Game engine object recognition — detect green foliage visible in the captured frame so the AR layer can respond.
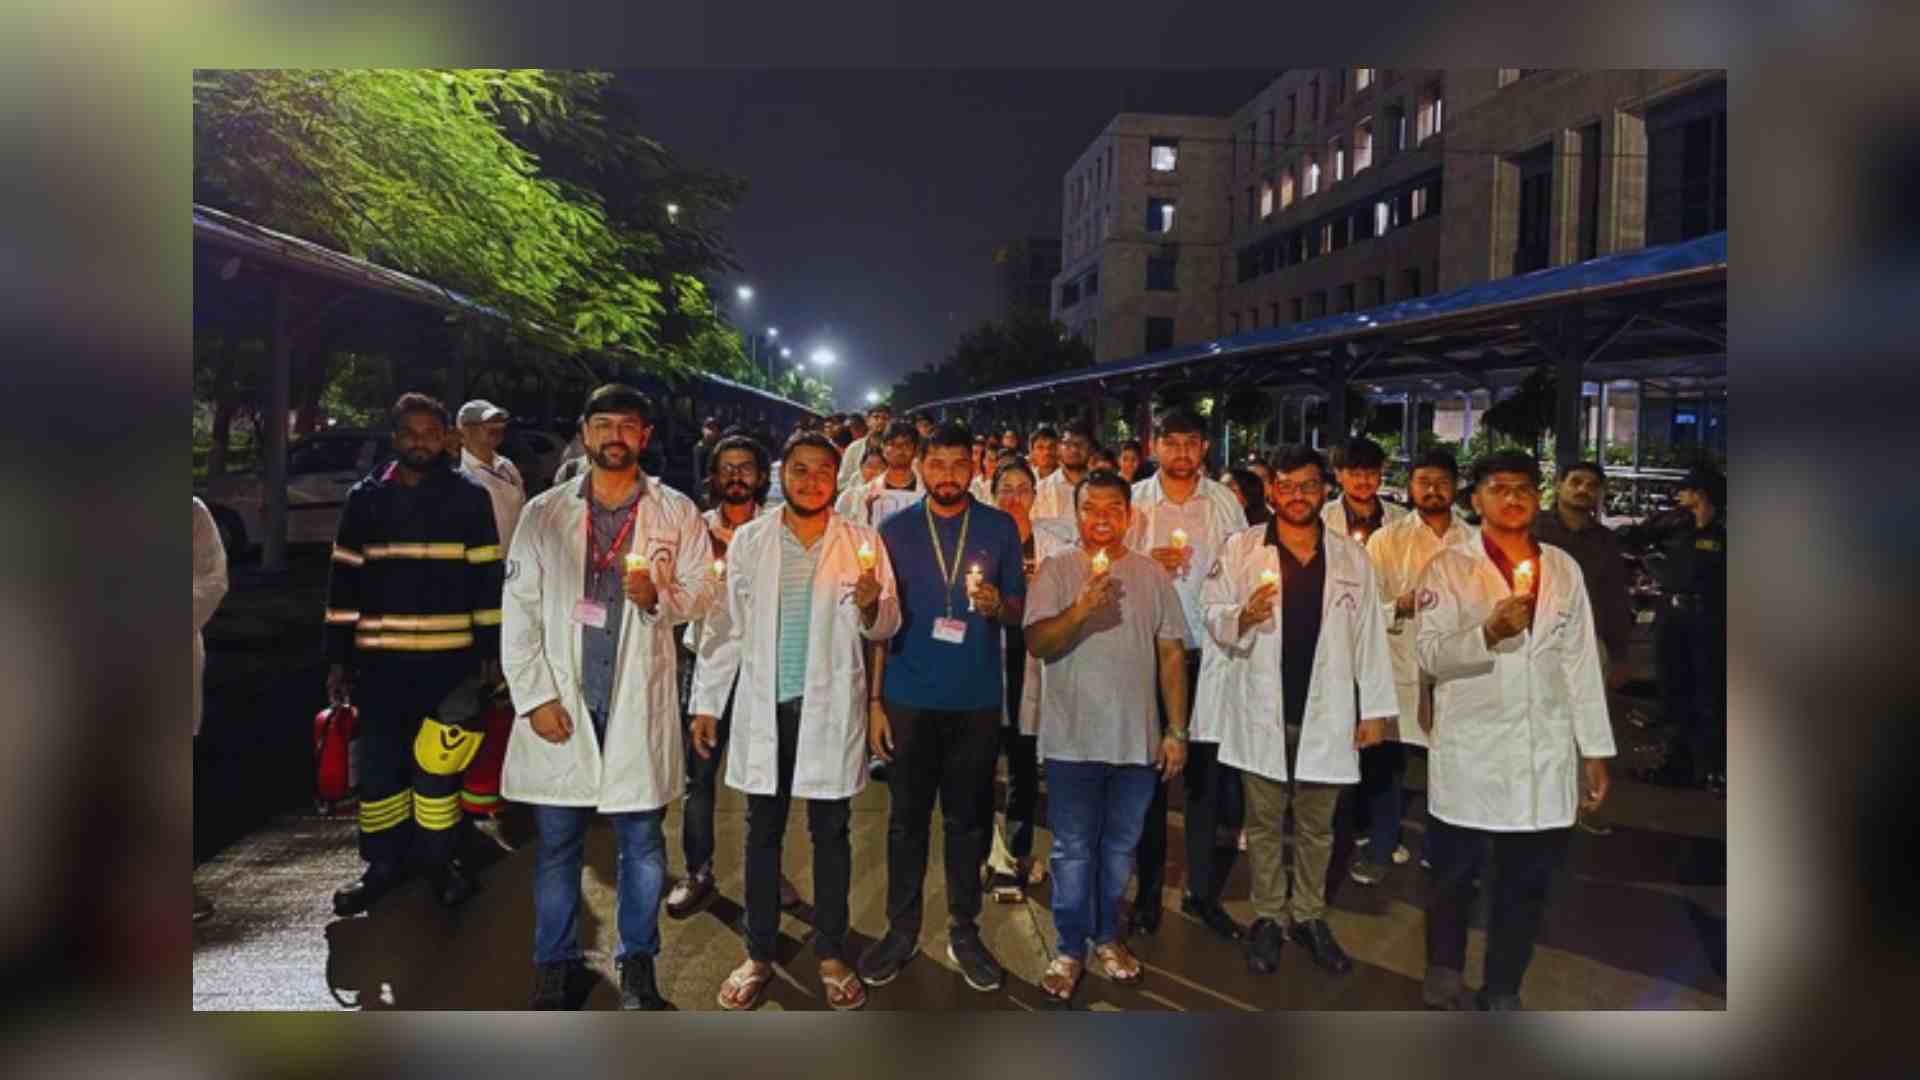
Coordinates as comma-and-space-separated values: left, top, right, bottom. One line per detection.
194, 69, 670, 365
1482, 368, 1556, 445
890, 314, 1093, 408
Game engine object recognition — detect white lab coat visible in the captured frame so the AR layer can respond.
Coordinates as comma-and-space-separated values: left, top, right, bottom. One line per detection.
500, 474, 714, 813
681, 504, 773, 653
1030, 468, 1079, 521
836, 434, 872, 489
1194, 525, 1399, 784
689, 512, 902, 799
1011, 519, 1078, 736
833, 471, 924, 528
1322, 497, 1409, 541
1415, 542, 1616, 832
1363, 509, 1477, 746
192, 497, 228, 737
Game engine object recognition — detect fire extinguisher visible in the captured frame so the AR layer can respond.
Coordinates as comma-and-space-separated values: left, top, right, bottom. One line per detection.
314, 698, 360, 814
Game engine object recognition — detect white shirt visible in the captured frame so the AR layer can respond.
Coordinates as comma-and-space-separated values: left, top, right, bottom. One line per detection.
834, 470, 925, 528
1125, 472, 1249, 649
1364, 508, 1477, 746
460, 447, 527, 551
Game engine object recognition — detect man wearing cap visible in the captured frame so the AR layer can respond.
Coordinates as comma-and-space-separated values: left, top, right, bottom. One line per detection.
458, 400, 527, 553
1621, 465, 1727, 794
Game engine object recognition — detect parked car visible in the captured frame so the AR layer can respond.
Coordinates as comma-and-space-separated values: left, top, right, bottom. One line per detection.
199, 429, 388, 559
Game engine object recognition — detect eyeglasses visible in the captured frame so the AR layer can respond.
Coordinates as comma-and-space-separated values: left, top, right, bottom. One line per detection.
1270, 480, 1325, 496
1482, 483, 1539, 502
715, 463, 759, 477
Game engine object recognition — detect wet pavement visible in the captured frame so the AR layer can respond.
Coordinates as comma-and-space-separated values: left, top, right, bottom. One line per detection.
193, 683, 1726, 1011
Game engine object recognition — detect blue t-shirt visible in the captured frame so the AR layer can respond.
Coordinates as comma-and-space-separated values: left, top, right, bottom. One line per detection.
878, 496, 1028, 711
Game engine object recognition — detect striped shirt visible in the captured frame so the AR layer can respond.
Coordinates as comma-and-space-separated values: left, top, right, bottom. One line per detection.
776, 523, 825, 703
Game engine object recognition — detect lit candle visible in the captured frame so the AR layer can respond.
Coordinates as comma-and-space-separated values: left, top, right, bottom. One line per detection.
711, 558, 726, 579
857, 541, 876, 571
1513, 559, 1535, 596
1352, 530, 1366, 544
1260, 568, 1280, 588
1170, 527, 1189, 550
624, 552, 648, 575
1091, 549, 1110, 576
966, 563, 984, 612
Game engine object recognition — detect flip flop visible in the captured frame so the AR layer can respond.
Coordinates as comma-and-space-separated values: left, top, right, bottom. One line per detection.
1094, 941, 1143, 985
821, 966, 867, 1011
717, 960, 772, 1011
1041, 954, 1083, 1006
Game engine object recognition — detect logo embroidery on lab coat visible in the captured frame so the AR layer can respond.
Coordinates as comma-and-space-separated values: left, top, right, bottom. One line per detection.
1417, 588, 1438, 611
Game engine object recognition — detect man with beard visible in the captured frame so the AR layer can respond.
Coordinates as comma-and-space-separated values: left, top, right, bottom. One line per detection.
837, 403, 892, 489
1352, 449, 1477, 885
1032, 419, 1095, 521
1024, 470, 1189, 1004
664, 434, 798, 918
1122, 408, 1249, 940
1197, 445, 1398, 977
1415, 451, 1614, 1009
856, 422, 1028, 993
1324, 437, 1406, 544
325, 393, 504, 916
502, 384, 714, 1010
691, 434, 901, 1011
1532, 462, 1634, 827
835, 419, 925, 528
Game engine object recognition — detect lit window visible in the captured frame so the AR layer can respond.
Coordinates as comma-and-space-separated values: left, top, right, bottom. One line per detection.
1356, 67, 1375, 91
1412, 186, 1429, 220
1280, 168, 1296, 209
1150, 138, 1179, 172
1417, 87, 1444, 142
1260, 180, 1275, 218
1392, 105, 1408, 150
1354, 119, 1374, 172
1375, 200, 1390, 236
1332, 139, 1345, 183
1147, 197, 1176, 233
1306, 155, 1321, 196
1319, 222, 1333, 251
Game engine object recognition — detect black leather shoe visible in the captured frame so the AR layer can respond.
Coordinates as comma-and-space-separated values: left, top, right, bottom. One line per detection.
1181, 894, 1244, 941
666, 867, 715, 919
332, 861, 405, 917
1288, 919, 1353, 974
1245, 918, 1284, 974
531, 959, 593, 1010
1126, 899, 1162, 937
619, 954, 670, 1010
433, 860, 478, 908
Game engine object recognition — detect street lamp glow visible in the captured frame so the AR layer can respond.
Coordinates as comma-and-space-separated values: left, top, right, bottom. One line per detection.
736, 285, 754, 302
780, 347, 792, 359
665, 202, 679, 218
866, 390, 882, 405
766, 327, 779, 339
810, 348, 836, 367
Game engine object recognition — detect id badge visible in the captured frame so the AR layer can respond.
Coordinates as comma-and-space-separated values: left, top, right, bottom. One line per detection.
931, 617, 968, 645
572, 598, 608, 628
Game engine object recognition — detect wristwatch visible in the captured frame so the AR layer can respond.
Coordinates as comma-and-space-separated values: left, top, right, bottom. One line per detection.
1167, 726, 1190, 742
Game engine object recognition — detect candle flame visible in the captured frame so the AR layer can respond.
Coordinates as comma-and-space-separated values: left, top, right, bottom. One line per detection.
1260, 568, 1280, 587
624, 552, 647, 572
1091, 549, 1110, 574
857, 541, 877, 569
1352, 530, 1365, 544
712, 559, 726, 578
1170, 528, 1188, 549
1514, 559, 1535, 594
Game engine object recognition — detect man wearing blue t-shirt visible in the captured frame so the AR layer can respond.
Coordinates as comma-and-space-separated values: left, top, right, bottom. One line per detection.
857, 421, 1028, 994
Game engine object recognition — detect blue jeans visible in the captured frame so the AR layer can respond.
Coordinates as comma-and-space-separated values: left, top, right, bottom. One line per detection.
532, 803, 667, 965
1045, 759, 1158, 960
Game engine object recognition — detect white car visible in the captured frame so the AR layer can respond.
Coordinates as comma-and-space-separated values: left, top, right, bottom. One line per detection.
200, 430, 387, 558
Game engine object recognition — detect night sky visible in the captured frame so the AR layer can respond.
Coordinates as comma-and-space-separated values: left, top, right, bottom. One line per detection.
616, 69, 1277, 410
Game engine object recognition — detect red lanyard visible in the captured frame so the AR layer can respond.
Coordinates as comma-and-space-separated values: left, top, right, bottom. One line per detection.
587, 497, 642, 576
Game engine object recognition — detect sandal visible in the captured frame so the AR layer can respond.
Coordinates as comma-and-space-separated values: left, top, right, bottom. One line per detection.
1041, 954, 1083, 1005
821, 963, 867, 1011
1093, 941, 1143, 984
717, 959, 772, 1011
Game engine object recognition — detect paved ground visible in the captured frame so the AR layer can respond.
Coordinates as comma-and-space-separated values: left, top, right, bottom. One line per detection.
193, 680, 1725, 1011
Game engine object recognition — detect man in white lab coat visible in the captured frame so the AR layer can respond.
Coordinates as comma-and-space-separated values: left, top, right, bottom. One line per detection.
690, 433, 901, 1011
1030, 419, 1095, 522
192, 497, 229, 923
834, 419, 924, 528
1322, 436, 1408, 543
1414, 450, 1615, 1010
836, 403, 892, 490
1196, 445, 1398, 976
1122, 408, 1249, 939
1350, 448, 1476, 885
500, 385, 714, 1011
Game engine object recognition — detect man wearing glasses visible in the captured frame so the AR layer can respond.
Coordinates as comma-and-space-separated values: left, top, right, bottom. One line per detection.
1414, 450, 1615, 1010
1122, 408, 1249, 940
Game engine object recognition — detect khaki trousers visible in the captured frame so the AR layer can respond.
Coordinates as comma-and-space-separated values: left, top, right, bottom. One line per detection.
1242, 725, 1345, 925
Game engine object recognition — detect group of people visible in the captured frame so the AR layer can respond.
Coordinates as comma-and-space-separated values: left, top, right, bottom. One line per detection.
208, 382, 1725, 1012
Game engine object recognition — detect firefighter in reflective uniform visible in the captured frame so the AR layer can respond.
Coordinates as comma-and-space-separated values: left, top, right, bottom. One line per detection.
324, 393, 506, 915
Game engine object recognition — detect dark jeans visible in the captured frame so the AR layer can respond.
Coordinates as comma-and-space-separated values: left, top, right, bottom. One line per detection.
1137, 650, 1241, 906
1424, 814, 1571, 997
1353, 741, 1408, 858
1001, 642, 1039, 860
681, 677, 736, 875
1658, 606, 1727, 781
1047, 759, 1158, 959
532, 804, 666, 965
884, 703, 1001, 937
744, 700, 851, 963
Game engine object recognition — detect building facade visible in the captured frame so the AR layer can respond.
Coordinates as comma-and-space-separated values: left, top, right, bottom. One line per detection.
993, 234, 1062, 324
1050, 113, 1231, 363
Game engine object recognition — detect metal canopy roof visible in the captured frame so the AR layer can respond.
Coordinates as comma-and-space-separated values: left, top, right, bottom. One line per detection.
921, 231, 1726, 410
193, 203, 818, 416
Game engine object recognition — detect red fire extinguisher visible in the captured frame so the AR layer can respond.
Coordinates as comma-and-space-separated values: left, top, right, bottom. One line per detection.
314, 699, 360, 813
